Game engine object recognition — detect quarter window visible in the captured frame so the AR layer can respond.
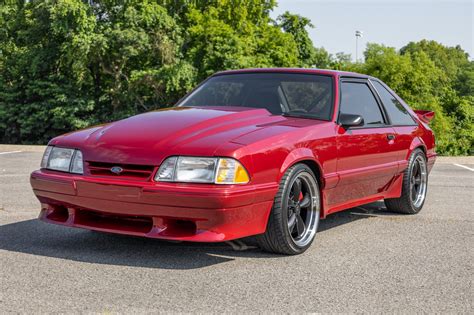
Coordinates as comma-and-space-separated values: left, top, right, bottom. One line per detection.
371, 80, 416, 125
339, 82, 384, 126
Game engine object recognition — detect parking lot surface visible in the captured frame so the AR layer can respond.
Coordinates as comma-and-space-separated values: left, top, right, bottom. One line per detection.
1, 147, 473, 313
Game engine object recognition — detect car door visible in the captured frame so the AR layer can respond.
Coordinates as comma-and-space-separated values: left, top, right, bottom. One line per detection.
329, 78, 399, 206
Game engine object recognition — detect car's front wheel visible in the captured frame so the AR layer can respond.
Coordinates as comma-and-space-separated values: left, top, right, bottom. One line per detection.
257, 164, 320, 255
385, 148, 428, 214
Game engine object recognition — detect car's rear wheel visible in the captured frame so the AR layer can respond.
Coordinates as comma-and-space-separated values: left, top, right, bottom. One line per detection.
257, 164, 320, 255
385, 148, 428, 214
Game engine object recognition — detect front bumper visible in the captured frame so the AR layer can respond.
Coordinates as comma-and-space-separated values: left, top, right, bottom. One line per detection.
30, 170, 277, 242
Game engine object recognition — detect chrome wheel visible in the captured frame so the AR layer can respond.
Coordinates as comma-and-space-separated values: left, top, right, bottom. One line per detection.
286, 171, 319, 247
410, 155, 427, 208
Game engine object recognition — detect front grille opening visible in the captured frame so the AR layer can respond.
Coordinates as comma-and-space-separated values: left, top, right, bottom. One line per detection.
46, 205, 69, 223
75, 209, 153, 234
87, 161, 155, 180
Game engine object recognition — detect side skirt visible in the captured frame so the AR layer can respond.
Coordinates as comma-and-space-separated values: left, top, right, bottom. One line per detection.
320, 174, 403, 218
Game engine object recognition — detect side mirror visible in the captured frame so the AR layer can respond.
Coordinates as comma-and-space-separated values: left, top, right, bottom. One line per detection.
339, 113, 364, 128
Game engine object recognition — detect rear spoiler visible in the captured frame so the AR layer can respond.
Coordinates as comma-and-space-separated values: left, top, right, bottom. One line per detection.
414, 110, 435, 123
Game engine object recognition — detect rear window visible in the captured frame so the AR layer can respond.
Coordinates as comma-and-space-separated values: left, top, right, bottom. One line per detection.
178, 73, 334, 120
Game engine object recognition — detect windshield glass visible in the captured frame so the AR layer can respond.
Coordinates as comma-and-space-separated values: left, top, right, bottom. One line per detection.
177, 73, 334, 120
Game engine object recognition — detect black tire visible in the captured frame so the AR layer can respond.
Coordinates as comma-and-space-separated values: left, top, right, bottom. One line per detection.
385, 148, 428, 214
257, 163, 320, 255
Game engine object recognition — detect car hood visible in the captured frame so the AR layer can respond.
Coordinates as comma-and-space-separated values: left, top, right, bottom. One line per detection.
50, 106, 323, 165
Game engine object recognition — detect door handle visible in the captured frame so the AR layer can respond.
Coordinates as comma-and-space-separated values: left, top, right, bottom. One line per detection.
387, 134, 396, 141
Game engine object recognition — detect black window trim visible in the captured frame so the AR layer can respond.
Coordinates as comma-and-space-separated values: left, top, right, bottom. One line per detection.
368, 79, 418, 127
337, 77, 390, 129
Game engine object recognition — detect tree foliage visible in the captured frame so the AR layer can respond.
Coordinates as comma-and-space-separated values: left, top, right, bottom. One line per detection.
0, 0, 304, 144
0, 1, 472, 155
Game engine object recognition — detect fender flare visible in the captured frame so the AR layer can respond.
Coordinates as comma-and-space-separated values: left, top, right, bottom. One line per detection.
278, 148, 323, 183
278, 148, 330, 218
407, 137, 427, 160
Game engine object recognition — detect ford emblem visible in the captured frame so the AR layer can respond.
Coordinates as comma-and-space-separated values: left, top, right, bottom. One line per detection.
110, 166, 123, 174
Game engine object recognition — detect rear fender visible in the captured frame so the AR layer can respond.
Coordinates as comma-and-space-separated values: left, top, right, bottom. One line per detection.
407, 137, 427, 160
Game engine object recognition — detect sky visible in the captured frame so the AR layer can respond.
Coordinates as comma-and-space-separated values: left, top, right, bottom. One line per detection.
271, 0, 473, 61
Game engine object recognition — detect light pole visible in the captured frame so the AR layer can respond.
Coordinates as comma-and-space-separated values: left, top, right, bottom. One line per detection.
355, 30, 363, 63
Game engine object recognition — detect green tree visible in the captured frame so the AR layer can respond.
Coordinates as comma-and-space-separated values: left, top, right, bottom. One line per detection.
312, 47, 332, 68
0, 0, 195, 143
0, 2, 471, 155
0, 0, 96, 143
277, 11, 317, 67
0, 0, 307, 143
355, 43, 473, 155
455, 61, 474, 97
401, 40, 469, 81
184, 2, 300, 80
330, 52, 352, 70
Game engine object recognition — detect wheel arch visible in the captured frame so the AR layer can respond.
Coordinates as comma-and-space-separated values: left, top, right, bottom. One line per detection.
299, 160, 322, 186
408, 137, 427, 160
278, 148, 324, 188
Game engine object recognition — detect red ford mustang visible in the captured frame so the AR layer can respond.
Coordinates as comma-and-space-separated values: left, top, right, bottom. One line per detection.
30, 68, 436, 255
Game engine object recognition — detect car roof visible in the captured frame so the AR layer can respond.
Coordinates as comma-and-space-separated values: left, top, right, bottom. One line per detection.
213, 68, 371, 79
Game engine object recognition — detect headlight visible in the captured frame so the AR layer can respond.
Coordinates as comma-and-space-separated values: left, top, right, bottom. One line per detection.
41, 146, 84, 174
70, 150, 84, 174
40, 146, 53, 168
175, 157, 217, 183
155, 156, 249, 184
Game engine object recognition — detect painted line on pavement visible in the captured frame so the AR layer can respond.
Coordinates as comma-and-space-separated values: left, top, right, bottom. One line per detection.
0, 151, 22, 155
453, 163, 474, 172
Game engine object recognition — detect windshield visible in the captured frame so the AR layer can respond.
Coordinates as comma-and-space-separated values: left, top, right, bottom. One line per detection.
177, 73, 334, 120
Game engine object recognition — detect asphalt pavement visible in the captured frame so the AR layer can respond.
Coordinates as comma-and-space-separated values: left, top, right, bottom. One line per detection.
0, 146, 473, 313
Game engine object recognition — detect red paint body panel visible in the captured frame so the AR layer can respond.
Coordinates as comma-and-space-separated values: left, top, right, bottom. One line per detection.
30, 68, 436, 241
31, 170, 277, 241
413, 110, 435, 123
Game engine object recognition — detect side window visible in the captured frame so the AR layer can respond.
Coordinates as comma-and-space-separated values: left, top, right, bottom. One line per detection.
371, 80, 416, 125
340, 82, 384, 126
